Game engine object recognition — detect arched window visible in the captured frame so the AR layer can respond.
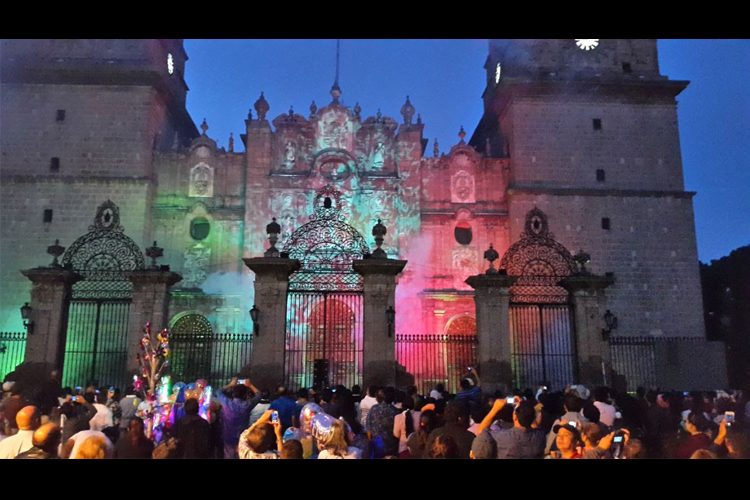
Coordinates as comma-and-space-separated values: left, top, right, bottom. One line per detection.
190, 217, 210, 241
454, 221, 472, 245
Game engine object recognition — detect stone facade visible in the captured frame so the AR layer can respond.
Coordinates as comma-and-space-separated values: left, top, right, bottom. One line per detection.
0, 39, 724, 388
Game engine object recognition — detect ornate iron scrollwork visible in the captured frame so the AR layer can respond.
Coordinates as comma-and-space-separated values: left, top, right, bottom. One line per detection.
283, 186, 368, 291
62, 200, 145, 299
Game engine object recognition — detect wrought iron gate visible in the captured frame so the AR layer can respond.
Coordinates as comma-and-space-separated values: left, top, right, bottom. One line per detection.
286, 291, 363, 390
63, 299, 130, 388
282, 186, 368, 390
396, 334, 477, 395
509, 304, 577, 390
61, 201, 143, 389
501, 208, 579, 391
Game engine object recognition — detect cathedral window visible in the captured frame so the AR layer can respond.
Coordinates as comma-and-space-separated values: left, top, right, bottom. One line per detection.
601, 217, 611, 230
596, 169, 605, 182
50, 157, 60, 172
454, 221, 473, 245
622, 62, 633, 73
190, 217, 210, 241
593, 118, 602, 131
43, 209, 53, 223
56, 109, 66, 122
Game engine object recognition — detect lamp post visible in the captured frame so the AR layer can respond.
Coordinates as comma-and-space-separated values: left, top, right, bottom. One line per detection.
386, 305, 395, 338
145, 241, 164, 269
250, 305, 260, 336
573, 249, 592, 275
20, 302, 33, 335
601, 309, 618, 341
372, 219, 387, 259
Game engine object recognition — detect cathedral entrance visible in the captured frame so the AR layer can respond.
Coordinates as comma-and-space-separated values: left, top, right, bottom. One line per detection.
60, 201, 143, 389
170, 313, 214, 383
283, 186, 367, 390
501, 208, 579, 390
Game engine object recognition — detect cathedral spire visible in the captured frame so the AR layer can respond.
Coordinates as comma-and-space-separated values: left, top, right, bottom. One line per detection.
330, 39, 342, 104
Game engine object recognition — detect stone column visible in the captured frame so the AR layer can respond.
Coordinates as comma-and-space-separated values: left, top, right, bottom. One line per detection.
123, 269, 182, 375
465, 273, 517, 394
20, 266, 83, 370
353, 258, 407, 387
560, 274, 615, 387
243, 257, 300, 390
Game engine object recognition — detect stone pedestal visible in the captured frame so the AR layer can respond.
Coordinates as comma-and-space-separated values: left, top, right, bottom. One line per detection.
20, 266, 83, 370
124, 269, 182, 375
465, 273, 517, 394
560, 273, 615, 386
243, 257, 300, 390
353, 258, 407, 387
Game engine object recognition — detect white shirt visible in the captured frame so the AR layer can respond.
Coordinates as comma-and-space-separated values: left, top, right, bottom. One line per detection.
593, 401, 618, 427
89, 403, 114, 431
358, 395, 378, 428
318, 446, 362, 459
0, 429, 35, 458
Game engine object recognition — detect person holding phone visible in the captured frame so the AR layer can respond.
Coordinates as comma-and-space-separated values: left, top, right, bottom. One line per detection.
471, 398, 546, 459
218, 377, 262, 459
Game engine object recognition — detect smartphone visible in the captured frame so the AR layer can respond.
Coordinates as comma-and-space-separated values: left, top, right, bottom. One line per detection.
271, 411, 279, 424
568, 421, 578, 429
238, 379, 247, 385
506, 397, 515, 404
725, 411, 735, 426
613, 435, 624, 443
683, 391, 689, 397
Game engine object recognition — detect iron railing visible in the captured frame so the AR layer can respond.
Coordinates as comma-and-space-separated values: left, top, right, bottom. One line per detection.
0, 332, 27, 380
395, 334, 478, 395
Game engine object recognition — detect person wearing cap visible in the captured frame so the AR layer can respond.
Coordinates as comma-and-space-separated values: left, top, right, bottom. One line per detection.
0, 405, 41, 458
544, 392, 587, 455
546, 421, 583, 459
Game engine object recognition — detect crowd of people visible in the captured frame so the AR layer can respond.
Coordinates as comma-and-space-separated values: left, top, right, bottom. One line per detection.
1, 367, 748, 459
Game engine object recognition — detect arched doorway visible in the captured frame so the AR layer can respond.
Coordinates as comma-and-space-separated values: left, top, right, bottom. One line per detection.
283, 186, 367, 390
500, 208, 578, 390
61, 200, 144, 389
169, 313, 214, 382
444, 314, 477, 393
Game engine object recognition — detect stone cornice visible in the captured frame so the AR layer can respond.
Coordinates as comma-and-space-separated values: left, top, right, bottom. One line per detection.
243, 257, 301, 278
123, 269, 183, 287
21, 266, 83, 285
353, 258, 407, 277
508, 184, 696, 199
465, 273, 518, 289
1, 175, 151, 185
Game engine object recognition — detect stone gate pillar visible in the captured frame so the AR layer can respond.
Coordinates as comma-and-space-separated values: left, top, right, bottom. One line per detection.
243, 257, 300, 390
124, 268, 182, 375
353, 258, 407, 387
20, 265, 82, 370
465, 273, 517, 394
560, 273, 615, 386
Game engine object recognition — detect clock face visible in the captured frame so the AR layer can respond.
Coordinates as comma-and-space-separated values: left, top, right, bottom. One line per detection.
167, 53, 174, 74
495, 62, 502, 84
575, 39, 600, 51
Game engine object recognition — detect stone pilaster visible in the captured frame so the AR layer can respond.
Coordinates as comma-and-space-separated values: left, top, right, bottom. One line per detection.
20, 266, 82, 369
560, 273, 615, 386
353, 258, 407, 387
243, 257, 300, 389
123, 269, 182, 375
465, 273, 517, 394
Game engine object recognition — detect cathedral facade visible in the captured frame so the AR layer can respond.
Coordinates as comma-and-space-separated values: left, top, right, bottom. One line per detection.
0, 39, 726, 391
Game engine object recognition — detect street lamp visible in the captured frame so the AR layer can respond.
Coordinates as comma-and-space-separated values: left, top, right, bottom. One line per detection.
20, 302, 33, 335
601, 309, 618, 341
386, 306, 395, 338
250, 305, 260, 337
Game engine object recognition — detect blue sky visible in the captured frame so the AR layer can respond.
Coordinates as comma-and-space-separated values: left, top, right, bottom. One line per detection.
183, 39, 749, 263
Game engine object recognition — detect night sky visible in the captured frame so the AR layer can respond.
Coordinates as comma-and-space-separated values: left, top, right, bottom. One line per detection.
183, 39, 749, 264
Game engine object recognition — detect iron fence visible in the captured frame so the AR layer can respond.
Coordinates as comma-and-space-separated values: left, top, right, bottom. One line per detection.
169, 332, 254, 388
395, 334, 477, 395
0, 332, 27, 380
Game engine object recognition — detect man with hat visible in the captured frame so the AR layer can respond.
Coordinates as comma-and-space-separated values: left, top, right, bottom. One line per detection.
547, 421, 583, 459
